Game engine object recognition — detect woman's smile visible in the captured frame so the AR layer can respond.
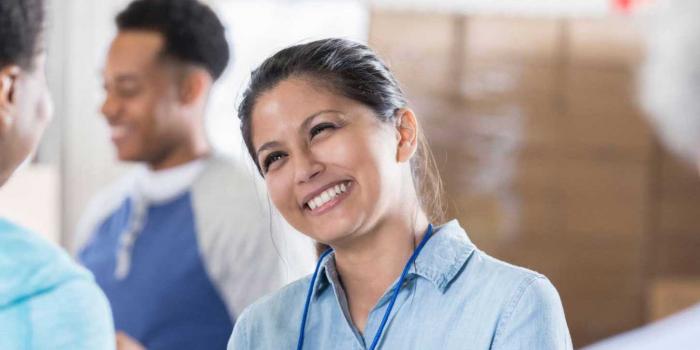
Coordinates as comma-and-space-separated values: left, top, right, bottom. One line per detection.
302, 180, 354, 215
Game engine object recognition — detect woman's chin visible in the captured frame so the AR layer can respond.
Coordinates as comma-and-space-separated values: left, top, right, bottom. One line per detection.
309, 229, 349, 247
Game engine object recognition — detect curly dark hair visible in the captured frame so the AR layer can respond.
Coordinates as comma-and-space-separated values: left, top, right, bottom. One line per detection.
0, 0, 45, 70
116, 0, 229, 80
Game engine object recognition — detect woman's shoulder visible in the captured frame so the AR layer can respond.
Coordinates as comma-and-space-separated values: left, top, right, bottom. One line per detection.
454, 248, 571, 348
475, 252, 572, 348
236, 275, 313, 327
230, 275, 312, 348
434, 220, 563, 313
464, 247, 561, 303
436, 220, 556, 298
462, 248, 570, 339
473, 248, 547, 283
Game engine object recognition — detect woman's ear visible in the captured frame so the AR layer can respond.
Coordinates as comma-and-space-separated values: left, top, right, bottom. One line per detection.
395, 108, 419, 163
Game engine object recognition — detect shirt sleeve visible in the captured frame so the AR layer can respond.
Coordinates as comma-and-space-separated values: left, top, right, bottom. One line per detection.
31, 278, 116, 350
227, 308, 251, 350
492, 276, 573, 350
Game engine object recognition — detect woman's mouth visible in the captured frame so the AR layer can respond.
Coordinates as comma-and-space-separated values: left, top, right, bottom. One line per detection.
304, 180, 353, 214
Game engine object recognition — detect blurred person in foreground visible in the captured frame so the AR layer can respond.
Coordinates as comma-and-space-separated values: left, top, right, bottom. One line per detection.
75, 0, 314, 349
585, 0, 700, 348
0, 0, 115, 349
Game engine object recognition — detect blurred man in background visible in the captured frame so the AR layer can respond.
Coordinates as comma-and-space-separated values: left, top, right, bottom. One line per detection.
76, 0, 314, 349
585, 0, 700, 348
0, 0, 115, 349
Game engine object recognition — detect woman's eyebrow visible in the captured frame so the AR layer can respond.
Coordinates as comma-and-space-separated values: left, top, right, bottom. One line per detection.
300, 109, 343, 131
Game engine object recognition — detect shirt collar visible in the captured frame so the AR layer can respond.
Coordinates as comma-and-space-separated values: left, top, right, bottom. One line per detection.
132, 157, 208, 203
313, 252, 336, 298
410, 220, 475, 292
312, 220, 476, 297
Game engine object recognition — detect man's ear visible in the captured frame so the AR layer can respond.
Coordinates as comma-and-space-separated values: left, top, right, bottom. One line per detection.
178, 68, 212, 106
0, 65, 20, 134
395, 108, 419, 163
0, 65, 20, 106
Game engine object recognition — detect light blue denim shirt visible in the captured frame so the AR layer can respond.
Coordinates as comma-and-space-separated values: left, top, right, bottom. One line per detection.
228, 220, 572, 349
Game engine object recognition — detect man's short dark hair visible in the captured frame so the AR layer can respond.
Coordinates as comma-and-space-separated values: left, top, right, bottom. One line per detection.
0, 0, 45, 70
116, 0, 230, 81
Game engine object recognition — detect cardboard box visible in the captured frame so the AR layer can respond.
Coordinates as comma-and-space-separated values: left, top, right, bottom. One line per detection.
563, 68, 653, 159
465, 16, 562, 65
559, 157, 649, 236
369, 11, 457, 95
460, 62, 558, 102
652, 233, 700, 276
567, 17, 643, 69
649, 278, 700, 321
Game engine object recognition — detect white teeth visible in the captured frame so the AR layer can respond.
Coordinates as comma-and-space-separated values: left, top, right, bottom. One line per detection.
306, 181, 352, 210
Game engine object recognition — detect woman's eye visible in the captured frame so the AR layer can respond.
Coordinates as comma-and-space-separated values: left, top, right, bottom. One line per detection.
262, 152, 286, 173
310, 123, 336, 139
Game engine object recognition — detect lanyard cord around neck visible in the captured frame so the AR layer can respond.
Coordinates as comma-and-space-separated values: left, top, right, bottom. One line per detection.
296, 224, 434, 350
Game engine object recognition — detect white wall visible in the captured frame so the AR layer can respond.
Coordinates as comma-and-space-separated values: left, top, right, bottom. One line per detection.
0, 165, 59, 242
45, 0, 133, 247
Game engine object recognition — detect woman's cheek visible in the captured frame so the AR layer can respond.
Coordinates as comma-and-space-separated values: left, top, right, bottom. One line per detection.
267, 171, 295, 215
325, 133, 361, 166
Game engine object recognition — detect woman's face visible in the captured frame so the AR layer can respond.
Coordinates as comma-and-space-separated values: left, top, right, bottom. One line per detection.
251, 77, 404, 246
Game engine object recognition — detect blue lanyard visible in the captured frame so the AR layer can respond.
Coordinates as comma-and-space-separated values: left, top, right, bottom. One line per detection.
296, 224, 434, 350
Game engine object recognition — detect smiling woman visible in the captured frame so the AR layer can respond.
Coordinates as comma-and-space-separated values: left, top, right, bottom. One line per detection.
228, 38, 574, 350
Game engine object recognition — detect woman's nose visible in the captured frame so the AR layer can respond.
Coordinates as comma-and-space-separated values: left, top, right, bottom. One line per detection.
293, 150, 324, 184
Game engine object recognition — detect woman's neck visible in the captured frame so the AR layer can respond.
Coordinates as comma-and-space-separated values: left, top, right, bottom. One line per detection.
332, 210, 430, 333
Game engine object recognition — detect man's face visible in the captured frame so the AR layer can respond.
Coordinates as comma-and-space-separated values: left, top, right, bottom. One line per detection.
101, 31, 185, 164
0, 53, 53, 185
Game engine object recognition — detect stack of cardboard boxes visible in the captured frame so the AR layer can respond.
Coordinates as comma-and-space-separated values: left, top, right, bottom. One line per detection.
370, 11, 700, 346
